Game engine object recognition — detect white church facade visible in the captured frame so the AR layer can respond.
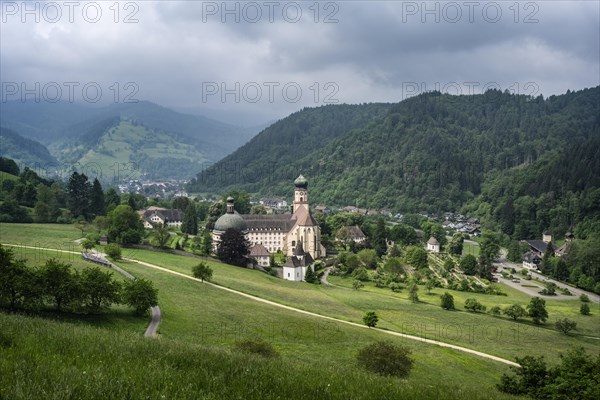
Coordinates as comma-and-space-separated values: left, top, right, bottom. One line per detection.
212, 175, 325, 281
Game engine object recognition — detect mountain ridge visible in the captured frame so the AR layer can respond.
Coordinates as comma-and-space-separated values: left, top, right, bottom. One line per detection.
188, 86, 600, 238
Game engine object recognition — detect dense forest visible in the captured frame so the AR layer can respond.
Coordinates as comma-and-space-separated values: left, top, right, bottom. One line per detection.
190, 87, 600, 240
187, 103, 393, 194
0, 127, 58, 166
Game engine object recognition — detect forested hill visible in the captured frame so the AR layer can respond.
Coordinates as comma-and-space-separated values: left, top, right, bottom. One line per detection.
0, 127, 58, 166
187, 103, 393, 193
189, 87, 599, 238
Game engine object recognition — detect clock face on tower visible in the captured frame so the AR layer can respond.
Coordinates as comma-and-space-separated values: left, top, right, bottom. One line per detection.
299, 191, 305, 196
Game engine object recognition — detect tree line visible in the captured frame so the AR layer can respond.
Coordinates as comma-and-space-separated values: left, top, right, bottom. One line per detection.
0, 245, 158, 316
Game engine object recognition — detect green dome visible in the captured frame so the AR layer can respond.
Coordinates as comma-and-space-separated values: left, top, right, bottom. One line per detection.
214, 213, 247, 232
294, 174, 308, 188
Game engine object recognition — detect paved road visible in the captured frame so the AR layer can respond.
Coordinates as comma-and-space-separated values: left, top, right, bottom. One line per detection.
495, 250, 600, 303
320, 267, 332, 285
87, 250, 162, 338
145, 306, 161, 337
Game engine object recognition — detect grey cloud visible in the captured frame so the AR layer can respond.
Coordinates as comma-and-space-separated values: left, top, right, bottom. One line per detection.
0, 0, 598, 123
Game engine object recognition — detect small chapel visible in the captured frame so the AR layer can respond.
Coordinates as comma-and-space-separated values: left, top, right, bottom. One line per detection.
212, 175, 325, 281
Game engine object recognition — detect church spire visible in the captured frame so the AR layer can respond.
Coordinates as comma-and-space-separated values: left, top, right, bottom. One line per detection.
293, 175, 309, 213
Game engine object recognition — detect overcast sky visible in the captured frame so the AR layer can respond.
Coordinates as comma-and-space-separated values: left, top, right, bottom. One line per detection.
1, 0, 599, 125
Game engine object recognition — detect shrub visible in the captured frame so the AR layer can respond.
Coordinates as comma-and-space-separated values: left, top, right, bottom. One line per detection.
352, 280, 364, 290
357, 341, 413, 378
464, 298, 486, 312
104, 243, 122, 260
579, 294, 590, 302
580, 302, 591, 315
408, 284, 419, 303
555, 318, 577, 335
440, 292, 455, 310
539, 282, 557, 296
498, 348, 599, 399
558, 287, 572, 296
234, 339, 279, 358
389, 282, 402, 292
489, 305, 502, 315
352, 267, 370, 282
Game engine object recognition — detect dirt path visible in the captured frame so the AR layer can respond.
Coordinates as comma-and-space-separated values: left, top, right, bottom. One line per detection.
320, 267, 348, 289
3, 243, 522, 367
125, 257, 519, 367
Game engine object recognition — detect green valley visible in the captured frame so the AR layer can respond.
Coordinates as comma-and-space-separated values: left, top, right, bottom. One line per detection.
52, 119, 208, 181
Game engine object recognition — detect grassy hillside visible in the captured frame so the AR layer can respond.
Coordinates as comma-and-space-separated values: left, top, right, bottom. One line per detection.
1, 100, 260, 165
0, 236, 522, 400
50, 119, 208, 181
1, 222, 597, 366
4, 223, 599, 398
0, 311, 522, 400
115, 249, 599, 364
0, 223, 83, 250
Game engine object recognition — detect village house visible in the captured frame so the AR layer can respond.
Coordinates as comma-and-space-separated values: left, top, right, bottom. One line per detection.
249, 243, 270, 268
522, 252, 542, 270
336, 225, 367, 243
139, 207, 184, 229
315, 205, 331, 214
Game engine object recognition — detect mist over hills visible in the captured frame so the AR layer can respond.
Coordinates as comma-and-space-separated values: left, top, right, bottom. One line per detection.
0, 100, 264, 180
0, 127, 58, 167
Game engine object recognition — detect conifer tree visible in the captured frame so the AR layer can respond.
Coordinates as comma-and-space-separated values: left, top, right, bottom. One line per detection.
181, 203, 198, 235
89, 178, 105, 217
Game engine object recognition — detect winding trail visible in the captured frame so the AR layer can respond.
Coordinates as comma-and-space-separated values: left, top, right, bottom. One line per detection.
4, 243, 520, 367
320, 266, 347, 289
83, 252, 162, 338
125, 257, 520, 367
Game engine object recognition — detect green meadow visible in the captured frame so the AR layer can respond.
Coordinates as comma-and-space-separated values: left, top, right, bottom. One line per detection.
116, 247, 600, 364
1, 223, 597, 399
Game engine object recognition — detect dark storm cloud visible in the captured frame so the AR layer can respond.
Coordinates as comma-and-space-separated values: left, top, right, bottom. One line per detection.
1, 1, 598, 123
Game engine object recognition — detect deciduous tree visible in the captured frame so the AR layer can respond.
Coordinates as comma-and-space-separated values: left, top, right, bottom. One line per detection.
440, 292, 455, 310
503, 304, 527, 320
363, 311, 378, 328
122, 278, 158, 315
192, 262, 213, 282
527, 297, 548, 324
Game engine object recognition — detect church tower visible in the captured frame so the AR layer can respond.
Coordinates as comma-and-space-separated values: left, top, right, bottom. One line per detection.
293, 175, 309, 213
